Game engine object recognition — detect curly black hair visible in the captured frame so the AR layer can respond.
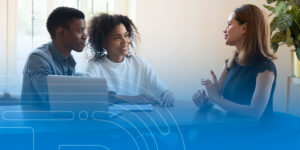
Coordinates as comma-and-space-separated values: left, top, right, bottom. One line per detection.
47, 7, 85, 39
88, 13, 139, 59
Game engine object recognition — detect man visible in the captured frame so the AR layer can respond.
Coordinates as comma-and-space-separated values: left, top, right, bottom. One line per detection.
21, 7, 86, 107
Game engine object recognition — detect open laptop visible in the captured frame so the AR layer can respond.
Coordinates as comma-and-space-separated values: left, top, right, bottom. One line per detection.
47, 75, 121, 119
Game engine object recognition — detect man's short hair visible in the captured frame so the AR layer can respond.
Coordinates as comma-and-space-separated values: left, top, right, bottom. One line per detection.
46, 7, 85, 39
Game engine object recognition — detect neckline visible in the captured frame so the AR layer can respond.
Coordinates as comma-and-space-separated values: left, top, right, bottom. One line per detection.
104, 55, 126, 67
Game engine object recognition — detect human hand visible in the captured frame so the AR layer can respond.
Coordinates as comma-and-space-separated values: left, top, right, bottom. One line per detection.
201, 70, 222, 103
192, 89, 213, 109
160, 90, 175, 107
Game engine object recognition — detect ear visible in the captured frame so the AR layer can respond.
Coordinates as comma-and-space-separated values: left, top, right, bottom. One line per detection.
241, 23, 247, 34
55, 26, 65, 39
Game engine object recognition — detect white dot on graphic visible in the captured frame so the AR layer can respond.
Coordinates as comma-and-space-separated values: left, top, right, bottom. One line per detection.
78, 111, 88, 120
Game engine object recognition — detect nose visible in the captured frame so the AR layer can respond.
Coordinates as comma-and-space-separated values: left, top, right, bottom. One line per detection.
82, 31, 87, 40
223, 26, 229, 34
223, 28, 227, 33
121, 37, 130, 45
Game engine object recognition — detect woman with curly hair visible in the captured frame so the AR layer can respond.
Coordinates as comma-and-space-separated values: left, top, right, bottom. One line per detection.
86, 13, 174, 107
192, 4, 277, 120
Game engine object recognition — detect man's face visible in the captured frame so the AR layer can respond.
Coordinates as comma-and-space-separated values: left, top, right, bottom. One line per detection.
62, 18, 87, 52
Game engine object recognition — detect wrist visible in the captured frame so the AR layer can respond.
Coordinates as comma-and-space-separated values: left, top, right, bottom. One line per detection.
212, 96, 222, 105
204, 97, 214, 107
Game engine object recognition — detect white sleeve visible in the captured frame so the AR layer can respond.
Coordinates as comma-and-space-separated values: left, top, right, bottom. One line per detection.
141, 58, 168, 98
85, 59, 98, 77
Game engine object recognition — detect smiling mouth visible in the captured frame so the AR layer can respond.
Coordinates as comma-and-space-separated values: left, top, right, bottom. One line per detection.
121, 47, 128, 51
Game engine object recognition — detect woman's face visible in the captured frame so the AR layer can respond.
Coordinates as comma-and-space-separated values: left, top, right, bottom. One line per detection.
102, 23, 130, 60
223, 12, 246, 46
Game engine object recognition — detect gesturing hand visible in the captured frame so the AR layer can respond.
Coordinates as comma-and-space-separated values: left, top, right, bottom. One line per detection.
201, 70, 221, 103
192, 89, 213, 109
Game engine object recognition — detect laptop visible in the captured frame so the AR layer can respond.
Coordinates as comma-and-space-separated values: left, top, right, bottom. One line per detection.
47, 75, 121, 119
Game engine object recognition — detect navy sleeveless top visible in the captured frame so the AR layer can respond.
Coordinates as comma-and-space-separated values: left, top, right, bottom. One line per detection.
222, 57, 277, 120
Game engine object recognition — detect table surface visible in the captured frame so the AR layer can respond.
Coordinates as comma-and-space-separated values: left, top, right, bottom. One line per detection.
0, 100, 279, 150
0, 100, 258, 132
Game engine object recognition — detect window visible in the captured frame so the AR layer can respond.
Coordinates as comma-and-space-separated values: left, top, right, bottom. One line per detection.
16, 0, 116, 75
1, 0, 136, 96
2, 0, 118, 95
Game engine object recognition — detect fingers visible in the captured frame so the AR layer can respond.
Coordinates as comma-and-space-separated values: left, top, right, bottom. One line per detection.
210, 70, 218, 84
161, 95, 167, 107
169, 92, 175, 107
201, 78, 206, 85
192, 90, 201, 101
200, 89, 205, 98
201, 70, 218, 87
193, 95, 201, 107
193, 89, 210, 108
201, 89, 206, 97
193, 95, 211, 109
192, 91, 197, 101
202, 80, 213, 87
164, 94, 174, 107
161, 91, 175, 107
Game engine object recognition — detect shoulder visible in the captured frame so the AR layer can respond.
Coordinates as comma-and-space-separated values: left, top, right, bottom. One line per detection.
127, 55, 145, 63
256, 67, 276, 87
126, 55, 149, 66
86, 57, 108, 74
257, 58, 277, 76
88, 57, 105, 65
23, 43, 55, 74
26, 43, 53, 65
30, 43, 52, 60
126, 56, 154, 72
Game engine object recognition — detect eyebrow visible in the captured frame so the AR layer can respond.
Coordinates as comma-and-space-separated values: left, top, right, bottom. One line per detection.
112, 34, 122, 37
111, 32, 129, 36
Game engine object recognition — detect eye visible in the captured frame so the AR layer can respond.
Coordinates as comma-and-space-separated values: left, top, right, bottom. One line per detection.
227, 24, 232, 29
114, 36, 121, 40
78, 29, 84, 33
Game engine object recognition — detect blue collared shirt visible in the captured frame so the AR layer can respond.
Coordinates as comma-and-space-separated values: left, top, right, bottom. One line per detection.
21, 42, 76, 106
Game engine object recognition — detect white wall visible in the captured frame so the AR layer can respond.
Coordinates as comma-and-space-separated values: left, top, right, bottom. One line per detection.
135, 0, 291, 112
0, 0, 8, 85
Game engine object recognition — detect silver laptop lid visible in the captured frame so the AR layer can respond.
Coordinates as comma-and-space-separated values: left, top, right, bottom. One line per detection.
47, 75, 108, 113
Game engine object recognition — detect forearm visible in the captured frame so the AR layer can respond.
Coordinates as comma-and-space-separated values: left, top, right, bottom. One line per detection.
214, 98, 261, 119
203, 67, 273, 120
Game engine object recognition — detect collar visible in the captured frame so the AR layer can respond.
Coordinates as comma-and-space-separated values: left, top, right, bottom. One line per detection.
49, 42, 76, 66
